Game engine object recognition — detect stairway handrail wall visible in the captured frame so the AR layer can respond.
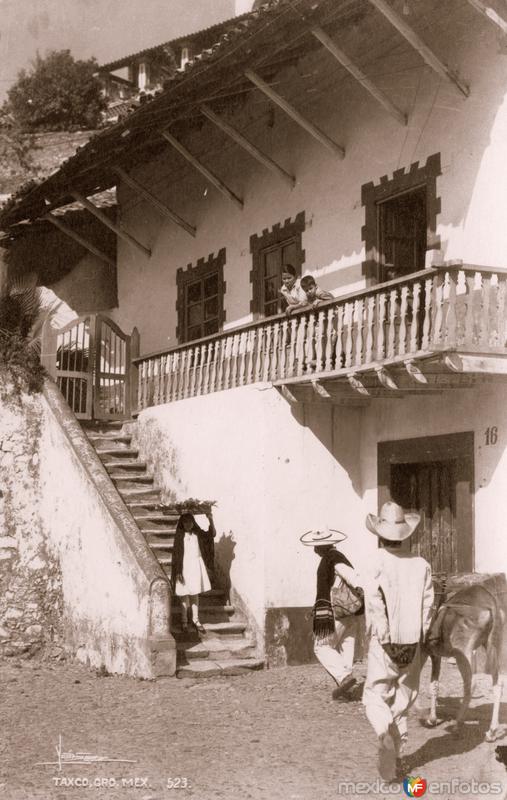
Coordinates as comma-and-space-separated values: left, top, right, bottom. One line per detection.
43, 378, 172, 638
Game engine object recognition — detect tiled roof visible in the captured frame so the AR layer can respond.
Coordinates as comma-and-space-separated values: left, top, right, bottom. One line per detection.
0, 0, 365, 229
98, 9, 256, 73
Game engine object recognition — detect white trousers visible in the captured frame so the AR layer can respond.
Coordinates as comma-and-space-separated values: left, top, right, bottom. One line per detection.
362, 636, 422, 755
313, 615, 358, 684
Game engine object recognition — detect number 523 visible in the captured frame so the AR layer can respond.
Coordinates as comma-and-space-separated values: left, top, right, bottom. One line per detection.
166, 777, 191, 789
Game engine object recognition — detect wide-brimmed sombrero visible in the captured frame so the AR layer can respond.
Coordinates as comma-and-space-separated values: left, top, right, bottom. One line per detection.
366, 501, 420, 542
300, 526, 348, 546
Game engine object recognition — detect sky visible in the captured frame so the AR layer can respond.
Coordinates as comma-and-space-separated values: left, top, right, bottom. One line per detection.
0, 0, 236, 101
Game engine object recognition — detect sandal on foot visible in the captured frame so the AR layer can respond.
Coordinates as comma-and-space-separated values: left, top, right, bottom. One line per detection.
193, 621, 206, 634
332, 675, 357, 699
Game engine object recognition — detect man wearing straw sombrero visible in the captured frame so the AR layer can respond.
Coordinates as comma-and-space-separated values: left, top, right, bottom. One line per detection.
362, 501, 434, 782
301, 526, 363, 699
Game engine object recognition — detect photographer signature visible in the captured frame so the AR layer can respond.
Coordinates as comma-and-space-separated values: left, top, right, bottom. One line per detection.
35, 734, 137, 771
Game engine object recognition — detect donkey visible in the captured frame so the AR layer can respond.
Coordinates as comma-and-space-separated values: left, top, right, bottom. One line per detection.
423, 574, 506, 742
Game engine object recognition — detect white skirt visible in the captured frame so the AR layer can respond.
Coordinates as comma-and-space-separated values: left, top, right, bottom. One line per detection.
175, 532, 211, 596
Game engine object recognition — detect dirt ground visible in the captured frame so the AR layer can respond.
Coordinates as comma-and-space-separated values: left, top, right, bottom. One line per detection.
1, 656, 506, 800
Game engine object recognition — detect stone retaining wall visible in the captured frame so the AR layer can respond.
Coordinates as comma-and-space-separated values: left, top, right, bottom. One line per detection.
0, 387, 64, 659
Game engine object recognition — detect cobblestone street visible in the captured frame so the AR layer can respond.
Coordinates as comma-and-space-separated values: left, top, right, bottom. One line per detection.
1, 657, 506, 800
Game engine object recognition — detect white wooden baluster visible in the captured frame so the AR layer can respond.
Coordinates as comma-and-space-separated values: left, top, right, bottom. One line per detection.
354, 298, 364, 366
254, 327, 264, 382
398, 285, 409, 356
206, 341, 214, 393
375, 292, 386, 360
139, 361, 146, 410
153, 357, 160, 406
463, 270, 476, 347
288, 316, 298, 376
214, 338, 224, 391
247, 328, 256, 384
164, 355, 171, 403
409, 281, 421, 354
169, 353, 177, 402
292, 315, 303, 377
497, 274, 507, 348
315, 310, 325, 373
445, 270, 457, 348
364, 296, 375, 364
180, 349, 187, 399
279, 319, 289, 380
344, 302, 354, 368
480, 271, 491, 348
421, 276, 433, 350
223, 335, 233, 389
387, 289, 397, 359
304, 311, 315, 374
262, 324, 273, 382
324, 308, 334, 372
145, 359, 153, 407
197, 344, 207, 395
269, 321, 279, 380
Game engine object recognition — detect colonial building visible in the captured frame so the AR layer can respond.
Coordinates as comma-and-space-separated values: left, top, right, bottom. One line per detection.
2, 0, 507, 676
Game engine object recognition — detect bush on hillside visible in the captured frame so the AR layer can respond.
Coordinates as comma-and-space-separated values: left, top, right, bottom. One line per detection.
5, 50, 105, 132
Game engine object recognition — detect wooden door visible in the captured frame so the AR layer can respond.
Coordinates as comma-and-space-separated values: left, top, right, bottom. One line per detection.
378, 432, 474, 575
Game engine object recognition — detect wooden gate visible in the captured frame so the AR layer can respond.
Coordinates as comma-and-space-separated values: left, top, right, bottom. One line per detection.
378, 432, 474, 574
41, 314, 135, 420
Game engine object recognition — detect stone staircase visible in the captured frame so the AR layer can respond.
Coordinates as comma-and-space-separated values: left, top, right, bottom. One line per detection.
82, 420, 263, 678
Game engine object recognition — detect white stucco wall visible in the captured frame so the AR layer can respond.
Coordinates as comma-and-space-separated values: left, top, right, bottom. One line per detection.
135, 381, 507, 636
109, 2, 507, 356
38, 393, 156, 677
136, 385, 365, 632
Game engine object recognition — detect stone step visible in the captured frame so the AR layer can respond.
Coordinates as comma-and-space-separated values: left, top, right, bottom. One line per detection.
172, 604, 235, 618
149, 538, 175, 550
176, 658, 264, 678
82, 420, 127, 434
119, 488, 161, 501
176, 638, 257, 661
143, 527, 176, 537
97, 448, 140, 460
103, 461, 147, 471
199, 621, 246, 637
134, 515, 179, 528
111, 473, 154, 484
86, 434, 133, 448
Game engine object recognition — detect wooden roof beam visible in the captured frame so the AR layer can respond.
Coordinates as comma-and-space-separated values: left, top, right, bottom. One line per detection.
44, 213, 116, 268
199, 104, 296, 189
161, 130, 244, 210
310, 26, 407, 126
466, 0, 507, 35
112, 166, 196, 238
368, 0, 470, 98
71, 191, 151, 258
244, 69, 345, 159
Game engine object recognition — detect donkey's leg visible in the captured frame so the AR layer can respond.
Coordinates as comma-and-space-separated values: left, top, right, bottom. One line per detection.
486, 674, 506, 742
450, 648, 473, 733
426, 654, 443, 727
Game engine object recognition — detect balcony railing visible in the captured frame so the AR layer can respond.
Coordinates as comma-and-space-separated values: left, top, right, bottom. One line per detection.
134, 264, 507, 410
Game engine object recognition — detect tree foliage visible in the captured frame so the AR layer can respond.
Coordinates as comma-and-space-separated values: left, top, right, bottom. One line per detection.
5, 50, 105, 132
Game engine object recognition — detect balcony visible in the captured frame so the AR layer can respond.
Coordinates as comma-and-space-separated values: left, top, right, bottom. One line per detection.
134, 263, 507, 410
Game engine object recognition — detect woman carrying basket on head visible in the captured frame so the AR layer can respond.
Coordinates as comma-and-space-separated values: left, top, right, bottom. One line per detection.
301, 527, 364, 700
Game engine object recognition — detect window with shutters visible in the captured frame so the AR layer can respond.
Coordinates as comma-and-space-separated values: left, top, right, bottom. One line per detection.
176, 249, 226, 344
249, 212, 305, 317
361, 153, 441, 283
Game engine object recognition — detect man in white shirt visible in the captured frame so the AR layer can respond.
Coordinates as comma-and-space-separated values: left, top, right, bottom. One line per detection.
362, 501, 434, 781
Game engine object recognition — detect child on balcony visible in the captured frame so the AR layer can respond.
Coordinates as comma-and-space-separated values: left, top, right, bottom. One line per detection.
300, 275, 334, 308
172, 511, 216, 635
